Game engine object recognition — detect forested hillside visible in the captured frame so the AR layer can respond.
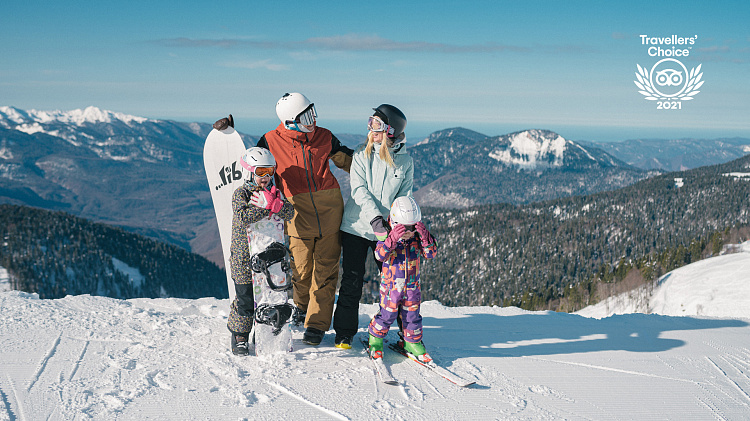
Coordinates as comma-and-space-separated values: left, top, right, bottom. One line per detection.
364, 155, 750, 310
0, 204, 227, 299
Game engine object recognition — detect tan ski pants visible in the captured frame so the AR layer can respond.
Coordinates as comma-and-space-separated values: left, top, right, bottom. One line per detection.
289, 231, 341, 331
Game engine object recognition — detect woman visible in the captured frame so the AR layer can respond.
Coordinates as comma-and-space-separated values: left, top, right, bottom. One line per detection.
332, 104, 413, 349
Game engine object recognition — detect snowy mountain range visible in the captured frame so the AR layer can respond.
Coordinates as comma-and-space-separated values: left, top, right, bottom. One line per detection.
581, 137, 750, 172
0, 106, 259, 265
1, 244, 749, 419
0, 105, 746, 266
408, 128, 651, 207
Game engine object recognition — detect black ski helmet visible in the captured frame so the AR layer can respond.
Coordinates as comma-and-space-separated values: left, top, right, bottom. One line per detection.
372, 104, 407, 139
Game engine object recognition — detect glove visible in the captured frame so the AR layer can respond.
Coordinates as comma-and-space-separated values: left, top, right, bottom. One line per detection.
370, 216, 389, 241
384, 224, 406, 250
213, 114, 234, 131
415, 221, 431, 245
250, 187, 284, 213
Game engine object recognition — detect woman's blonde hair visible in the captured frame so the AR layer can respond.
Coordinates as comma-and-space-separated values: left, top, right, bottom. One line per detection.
364, 131, 395, 167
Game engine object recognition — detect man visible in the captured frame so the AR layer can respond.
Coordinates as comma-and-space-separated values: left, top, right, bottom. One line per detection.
256, 93, 352, 345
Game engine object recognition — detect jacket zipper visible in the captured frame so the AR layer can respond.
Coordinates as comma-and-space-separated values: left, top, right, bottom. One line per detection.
300, 136, 323, 237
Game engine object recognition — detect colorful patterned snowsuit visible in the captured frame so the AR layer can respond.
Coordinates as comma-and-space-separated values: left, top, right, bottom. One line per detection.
227, 181, 295, 335
368, 236, 437, 344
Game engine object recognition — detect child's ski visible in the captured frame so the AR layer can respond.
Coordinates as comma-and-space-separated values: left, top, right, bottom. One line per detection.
388, 342, 475, 387
361, 339, 398, 385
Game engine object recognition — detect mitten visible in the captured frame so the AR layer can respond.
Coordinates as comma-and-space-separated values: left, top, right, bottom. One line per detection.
250, 187, 283, 213
384, 224, 406, 250
213, 114, 234, 131
415, 221, 432, 245
370, 216, 389, 241
266, 186, 284, 213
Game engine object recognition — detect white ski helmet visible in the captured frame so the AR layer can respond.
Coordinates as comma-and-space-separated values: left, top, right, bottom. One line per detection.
389, 196, 422, 225
275, 92, 316, 132
240, 147, 276, 176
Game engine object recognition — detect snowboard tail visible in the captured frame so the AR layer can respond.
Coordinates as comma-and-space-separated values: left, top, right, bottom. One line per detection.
202, 128, 247, 302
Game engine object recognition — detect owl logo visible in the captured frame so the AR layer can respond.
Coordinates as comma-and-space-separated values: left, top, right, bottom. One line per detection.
635, 58, 703, 101
655, 69, 683, 87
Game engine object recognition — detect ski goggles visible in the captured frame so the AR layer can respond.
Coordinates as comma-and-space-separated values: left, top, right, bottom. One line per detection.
253, 166, 275, 177
368, 116, 395, 137
295, 104, 317, 126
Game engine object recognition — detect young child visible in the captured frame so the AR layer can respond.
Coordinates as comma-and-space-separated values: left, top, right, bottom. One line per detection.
227, 147, 295, 356
367, 196, 437, 362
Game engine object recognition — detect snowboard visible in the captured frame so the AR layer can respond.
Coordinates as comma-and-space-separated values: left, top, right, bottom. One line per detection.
203, 127, 246, 302
248, 215, 293, 355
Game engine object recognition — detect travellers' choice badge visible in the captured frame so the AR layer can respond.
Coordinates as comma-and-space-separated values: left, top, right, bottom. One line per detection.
634, 35, 704, 109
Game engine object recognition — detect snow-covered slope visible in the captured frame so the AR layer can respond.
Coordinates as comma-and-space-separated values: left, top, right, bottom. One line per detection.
577, 242, 750, 319
489, 130, 568, 169
486, 129, 619, 170
1, 290, 749, 420
0, 106, 149, 129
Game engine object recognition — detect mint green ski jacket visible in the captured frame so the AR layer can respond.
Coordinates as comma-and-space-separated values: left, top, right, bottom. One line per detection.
340, 142, 414, 241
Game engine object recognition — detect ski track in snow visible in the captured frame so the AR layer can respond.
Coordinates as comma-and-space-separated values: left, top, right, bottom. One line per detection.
267, 381, 348, 420
27, 331, 62, 392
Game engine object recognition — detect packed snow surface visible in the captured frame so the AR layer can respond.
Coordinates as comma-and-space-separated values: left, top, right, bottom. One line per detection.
1, 289, 750, 419
2, 248, 750, 419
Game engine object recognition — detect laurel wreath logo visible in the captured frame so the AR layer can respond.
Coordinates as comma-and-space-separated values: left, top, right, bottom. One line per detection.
634, 62, 704, 101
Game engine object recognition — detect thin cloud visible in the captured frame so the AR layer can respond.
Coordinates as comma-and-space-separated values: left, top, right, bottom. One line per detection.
611, 32, 636, 40
156, 34, 599, 56
692, 44, 749, 64
220, 59, 289, 71
155, 34, 530, 54
156, 37, 278, 49
302, 34, 529, 53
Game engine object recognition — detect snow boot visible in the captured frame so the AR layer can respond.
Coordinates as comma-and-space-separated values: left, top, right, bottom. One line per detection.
302, 327, 325, 346
335, 335, 353, 349
231, 333, 250, 356
404, 341, 432, 363
368, 335, 384, 359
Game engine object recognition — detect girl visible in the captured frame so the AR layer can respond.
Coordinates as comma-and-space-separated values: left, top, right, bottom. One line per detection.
367, 196, 437, 361
227, 147, 295, 355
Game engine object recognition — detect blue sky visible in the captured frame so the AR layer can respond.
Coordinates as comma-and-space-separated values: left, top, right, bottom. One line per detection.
1, 1, 748, 141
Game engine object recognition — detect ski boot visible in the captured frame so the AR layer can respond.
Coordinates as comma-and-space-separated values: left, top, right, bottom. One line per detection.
303, 327, 325, 346
335, 335, 353, 350
368, 335, 384, 359
403, 341, 433, 364
231, 333, 250, 356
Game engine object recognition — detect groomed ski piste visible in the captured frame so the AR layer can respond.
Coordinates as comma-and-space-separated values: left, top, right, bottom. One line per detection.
1, 245, 750, 420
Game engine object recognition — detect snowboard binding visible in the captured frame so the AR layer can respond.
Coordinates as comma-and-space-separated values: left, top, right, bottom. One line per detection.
250, 241, 293, 291
254, 303, 296, 335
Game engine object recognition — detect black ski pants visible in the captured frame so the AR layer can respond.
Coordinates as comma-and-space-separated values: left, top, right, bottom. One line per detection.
235, 283, 255, 319
333, 231, 382, 338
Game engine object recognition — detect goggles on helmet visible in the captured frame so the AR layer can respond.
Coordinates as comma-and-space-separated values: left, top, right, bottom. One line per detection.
294, 104, 317, 126
254, 167, 275, 177
368, 116, 395, 137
